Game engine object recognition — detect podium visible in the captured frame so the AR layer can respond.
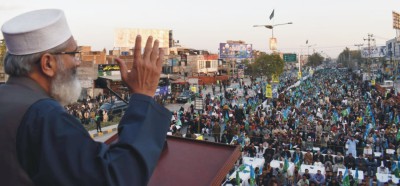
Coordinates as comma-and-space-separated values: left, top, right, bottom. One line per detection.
105, 134, 241, 186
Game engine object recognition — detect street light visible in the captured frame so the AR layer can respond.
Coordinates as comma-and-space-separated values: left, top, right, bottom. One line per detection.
253, 22, 293, 38
254, 22, 293, 51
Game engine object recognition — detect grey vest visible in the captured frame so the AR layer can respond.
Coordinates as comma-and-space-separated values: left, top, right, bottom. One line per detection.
0, 76, 49, 186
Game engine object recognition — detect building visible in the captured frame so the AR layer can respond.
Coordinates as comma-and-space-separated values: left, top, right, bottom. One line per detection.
0, 40, 7, 83
114, 28, 173, 55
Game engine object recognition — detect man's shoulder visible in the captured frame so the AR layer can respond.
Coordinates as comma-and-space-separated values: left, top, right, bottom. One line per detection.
25, 99, 66, 118
31, 99, 63, 110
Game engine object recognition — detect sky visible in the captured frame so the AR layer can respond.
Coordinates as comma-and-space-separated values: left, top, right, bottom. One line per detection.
0, 0, 398, 58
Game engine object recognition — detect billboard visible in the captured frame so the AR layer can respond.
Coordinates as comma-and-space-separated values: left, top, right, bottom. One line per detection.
361, 46, 387, 58
219, 43, 252, 59
269, 38, 277, 51
98, 64, 121, 77
393, 11, 400, 29
114, 28, 170, 48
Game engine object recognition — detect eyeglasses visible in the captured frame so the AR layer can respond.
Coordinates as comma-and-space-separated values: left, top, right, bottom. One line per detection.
52, 51, 81, 61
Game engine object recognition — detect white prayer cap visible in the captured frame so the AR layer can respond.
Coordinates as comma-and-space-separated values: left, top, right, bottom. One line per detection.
1, 9, 72, 55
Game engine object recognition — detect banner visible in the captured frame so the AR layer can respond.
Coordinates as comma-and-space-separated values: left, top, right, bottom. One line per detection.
114, 28, 170, 48
269, 38, 277, 51
219, 43, 252, 59
361, 46, 387, 58
266, 84, 272, 98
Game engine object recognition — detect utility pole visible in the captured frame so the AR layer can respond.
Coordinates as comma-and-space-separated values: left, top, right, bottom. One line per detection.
363, 34, 375, 78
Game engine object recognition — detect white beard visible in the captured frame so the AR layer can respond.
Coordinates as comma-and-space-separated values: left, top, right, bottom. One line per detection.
50, 58, 82, 106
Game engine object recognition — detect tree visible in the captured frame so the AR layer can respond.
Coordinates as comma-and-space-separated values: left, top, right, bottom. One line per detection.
337, 47, 363, 69
247, 53, 284, 80
306, 52, 324, 67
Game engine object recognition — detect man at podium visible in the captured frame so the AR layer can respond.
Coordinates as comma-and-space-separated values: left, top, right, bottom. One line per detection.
0, 9, 171, 185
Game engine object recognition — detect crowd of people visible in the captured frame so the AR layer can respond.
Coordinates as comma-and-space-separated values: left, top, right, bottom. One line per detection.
65, 93, 119, 132
170, 67, 400, 186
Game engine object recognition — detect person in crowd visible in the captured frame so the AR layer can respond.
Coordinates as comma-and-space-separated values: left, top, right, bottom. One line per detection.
303, 168, 311, 180
292, 147, 304, 164
313, 150, 324, 164
0, 9, 170, 185
324, 171, 334, 186
346, 136, 359, 157
377, 165, 389, 174
291, 169, 302, 185
212, 122, 221, 143
311, 169, 325, 186
366, 154, 378, 176
356, 154, 368, 173
304, 149, 314, 165
297, 175, 310, 186
95, 109, 103, 133
336, 171, 343, 185
324, 150, 334, 165
221, 130, 229, 144
344, 153, 356, 169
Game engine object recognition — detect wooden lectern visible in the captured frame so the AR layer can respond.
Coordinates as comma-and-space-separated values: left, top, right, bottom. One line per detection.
105, 134, 241, 186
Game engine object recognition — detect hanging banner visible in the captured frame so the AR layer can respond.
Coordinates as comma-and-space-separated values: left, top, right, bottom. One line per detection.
269, 38, 277, 51
266, 84, 272, 98
298, 71, 302, 79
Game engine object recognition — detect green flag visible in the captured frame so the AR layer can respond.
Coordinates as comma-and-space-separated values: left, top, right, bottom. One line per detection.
250, 165, 255, 186
269, 9, 275, 20
396, 129, 400, 141
294, 154, 302, 168
283, 156, 289, 173
353, 167, 359, 186
236, 171, 240, 185
343, 168, 350, 186
395, 162, 400, 178
238, 164, 246, 172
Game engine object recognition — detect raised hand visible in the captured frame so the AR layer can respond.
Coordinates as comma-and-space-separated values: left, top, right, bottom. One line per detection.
115, 35, 164, 97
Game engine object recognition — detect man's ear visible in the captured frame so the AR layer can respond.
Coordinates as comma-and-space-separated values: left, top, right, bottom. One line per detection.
39, 53, 57, 77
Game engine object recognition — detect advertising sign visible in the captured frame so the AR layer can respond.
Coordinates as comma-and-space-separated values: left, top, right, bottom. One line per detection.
219, 43, 252, 59
155, 86, 169, 96
361, 46, 387, 58
98, 64, 120, 76
114, 28, 169, 48
269, 38, 277, 51
393, 11, 400, 29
